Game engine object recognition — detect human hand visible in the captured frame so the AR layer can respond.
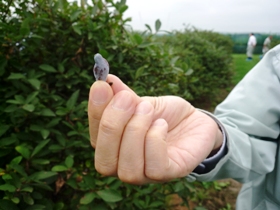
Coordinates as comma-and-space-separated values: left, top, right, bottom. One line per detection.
88, 75, 223, 184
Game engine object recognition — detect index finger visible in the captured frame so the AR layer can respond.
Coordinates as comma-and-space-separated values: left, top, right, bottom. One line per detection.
107, 74, 141, 100
88, 75, 141, 148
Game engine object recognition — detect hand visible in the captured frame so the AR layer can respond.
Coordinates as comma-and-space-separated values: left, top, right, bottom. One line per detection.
88, 75, 223, 184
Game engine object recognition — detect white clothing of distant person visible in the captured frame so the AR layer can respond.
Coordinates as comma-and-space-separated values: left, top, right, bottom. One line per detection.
246, 34, 257, 59
263, 36, 272, 54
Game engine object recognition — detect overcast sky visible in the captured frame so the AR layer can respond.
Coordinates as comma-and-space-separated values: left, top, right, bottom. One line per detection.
123, 0, 280, 34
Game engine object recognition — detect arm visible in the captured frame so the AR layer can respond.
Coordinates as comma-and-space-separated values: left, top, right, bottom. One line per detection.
191, 45, 280, 183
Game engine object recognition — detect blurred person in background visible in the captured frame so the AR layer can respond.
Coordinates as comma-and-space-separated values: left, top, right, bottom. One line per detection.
246, 33, 257, 61
263, 35, 273, 54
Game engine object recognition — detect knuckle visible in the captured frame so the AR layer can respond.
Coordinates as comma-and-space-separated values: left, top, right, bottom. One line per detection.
99, 119, 119, 135
118, 169, 144, 185
90, 140, 96, 148
145, 166, 168, 181
124, 122, 141, 133
95, 160, 117, 176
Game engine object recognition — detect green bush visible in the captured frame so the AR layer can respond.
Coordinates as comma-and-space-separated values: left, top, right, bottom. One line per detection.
159, 29, 234, 107
0, 0, 234, 209
0, 1, 194, 209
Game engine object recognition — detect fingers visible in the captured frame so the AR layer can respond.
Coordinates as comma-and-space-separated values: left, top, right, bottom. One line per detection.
88, 81, 113, 148
94, 90, 138, 176
142, 96, 194, 130
117, 101, 154, 184
144, 119, 174, 181
89, 75, 141, 148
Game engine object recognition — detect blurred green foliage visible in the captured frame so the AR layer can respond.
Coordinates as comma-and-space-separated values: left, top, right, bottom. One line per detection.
0, 0, 234, 209
157, 29, 234, 107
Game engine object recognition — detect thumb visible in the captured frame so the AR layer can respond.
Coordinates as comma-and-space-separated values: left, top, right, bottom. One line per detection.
88, 81, 113, 148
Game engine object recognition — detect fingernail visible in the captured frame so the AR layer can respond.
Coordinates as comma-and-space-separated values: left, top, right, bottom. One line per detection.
135, 101, 153, 115
91, 82, 109, 105
112, 91, 134, 111
152, 119, 167, 126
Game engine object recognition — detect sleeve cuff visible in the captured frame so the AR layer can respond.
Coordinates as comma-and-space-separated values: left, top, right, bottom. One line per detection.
193, 109, 228, 174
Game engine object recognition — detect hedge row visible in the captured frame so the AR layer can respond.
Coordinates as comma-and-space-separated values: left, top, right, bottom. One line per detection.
0, 0, 233, 209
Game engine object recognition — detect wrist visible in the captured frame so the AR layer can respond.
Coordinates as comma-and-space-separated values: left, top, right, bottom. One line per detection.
196, 109, 226, 156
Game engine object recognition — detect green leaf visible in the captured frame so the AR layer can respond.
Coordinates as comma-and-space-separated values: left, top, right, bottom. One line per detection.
0, 199, 20, 210
0, 184, 16, 192
65, 156, 74, 168
23, 194, 34, 205
135, 65, 148, 79
88, 32, 93, 40
32, 183, 53, 191
25, 91, 39, 104
97, 189, 123, 202
11, 156, 23, 165
70, 10, 81, 21
39, 64, 57, 72
31, 139, 50, 157
28, 79, 41, 90
0, 136, 17, 147
58, 63, 65, 73
30, 171, 57, 180
155, 19, 161, 32
30, 34, 44, 39
15, 145, 30, 159
119, 5, 128, 13
24, 205, 46, 210
4, 105, 18, 113
22, 104, 35, 112
80, 192, 96, 205
133, 33, 143, 45
53, 202, 64, 209
0, 125, 10, 137
72, 24, 82, 35
24, 204, 46, 210
2, 174, 12, 181
40, 108, 56, 117
194, 207, 207, 210
6, 99, 22, 104
55, 108, 68, 116
46, 118, 60, 127
66, 89, 80, 110
97, 0, 103, 9
51, 165, 68, 172
11, 197, 20, 204
20, 18, 30, 36
15, 95, 25, 104
21, 186, 33, 193
9, 164, 27, 177
30, 124, 42, 131
173, 181, 185, 192
185, 68, 194, 76
40, 129, 50, 139
7, 73, 25, 80
145, 24, 152, 33
31, 159, 50, 165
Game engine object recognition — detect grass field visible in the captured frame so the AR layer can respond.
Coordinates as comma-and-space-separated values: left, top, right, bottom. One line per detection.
231, 54, 261, 85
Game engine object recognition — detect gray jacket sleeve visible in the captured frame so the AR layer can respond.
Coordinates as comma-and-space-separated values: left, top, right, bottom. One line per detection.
188, 44, 280, 183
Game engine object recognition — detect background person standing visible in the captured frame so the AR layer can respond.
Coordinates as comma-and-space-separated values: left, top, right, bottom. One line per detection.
246, 33, 257, 61
263, 35, 273, 54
